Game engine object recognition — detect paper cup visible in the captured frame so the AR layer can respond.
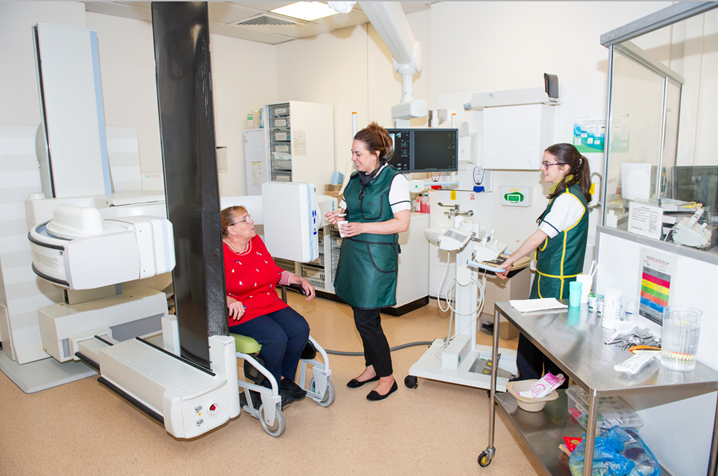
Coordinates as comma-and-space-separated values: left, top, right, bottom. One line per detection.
338, 221, 350, 238
575, 275, 592, 304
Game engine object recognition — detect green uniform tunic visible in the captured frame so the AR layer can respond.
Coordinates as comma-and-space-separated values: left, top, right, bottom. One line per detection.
334, 167, 400, 309
530, 183, 589, 300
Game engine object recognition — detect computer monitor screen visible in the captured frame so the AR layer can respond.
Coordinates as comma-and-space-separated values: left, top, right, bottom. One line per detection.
388, 130, 411, 172
413, 129, 458, 172
672, 166, 718, 216
386, 128, 459, 173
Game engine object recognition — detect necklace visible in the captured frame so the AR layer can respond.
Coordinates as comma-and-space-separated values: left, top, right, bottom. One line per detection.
224, 239, 248, 254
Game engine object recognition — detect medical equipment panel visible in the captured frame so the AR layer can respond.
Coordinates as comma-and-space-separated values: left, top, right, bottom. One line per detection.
38, 287, 168, 362
97, 337, 234, 439
28, 205, 175, 290
481, 104, 555, 170
261, 182, 319, 263
386, 128, 459, 173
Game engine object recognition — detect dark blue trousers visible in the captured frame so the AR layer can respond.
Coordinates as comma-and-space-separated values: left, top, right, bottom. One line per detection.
229, 307, 310, 387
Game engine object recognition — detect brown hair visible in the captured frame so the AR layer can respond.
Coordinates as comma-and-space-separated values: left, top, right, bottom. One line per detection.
545, 143, 592, 203
220, 206, 247, 237
354, 121, 393, 165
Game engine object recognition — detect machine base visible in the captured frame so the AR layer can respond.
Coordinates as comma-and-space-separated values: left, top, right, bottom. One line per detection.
407, 339, 517, 392
0, 351, 96, 394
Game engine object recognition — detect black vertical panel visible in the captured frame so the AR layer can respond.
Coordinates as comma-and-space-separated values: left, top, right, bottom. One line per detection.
151, 2, 228, 370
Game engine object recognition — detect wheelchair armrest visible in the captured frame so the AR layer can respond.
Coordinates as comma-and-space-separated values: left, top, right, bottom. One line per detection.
283, 282, 307, 296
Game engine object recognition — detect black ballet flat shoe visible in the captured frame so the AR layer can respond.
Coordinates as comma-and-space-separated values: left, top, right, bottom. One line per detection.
366, 380, 398, 401
280, 378, 307, 399
347, 375, 380, 388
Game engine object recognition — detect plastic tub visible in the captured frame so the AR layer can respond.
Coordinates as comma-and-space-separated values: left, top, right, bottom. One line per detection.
506, 380, 559, 412
566, 386, 643, 430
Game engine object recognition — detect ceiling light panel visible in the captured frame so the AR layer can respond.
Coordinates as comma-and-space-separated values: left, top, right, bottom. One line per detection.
271, 2, 340, 22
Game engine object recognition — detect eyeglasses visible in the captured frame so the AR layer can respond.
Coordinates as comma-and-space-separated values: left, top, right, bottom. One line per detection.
541, 162, 564, 169
230, 214, 252, 226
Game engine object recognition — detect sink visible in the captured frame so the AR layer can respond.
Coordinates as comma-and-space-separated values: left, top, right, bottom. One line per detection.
424, 227, 448, 246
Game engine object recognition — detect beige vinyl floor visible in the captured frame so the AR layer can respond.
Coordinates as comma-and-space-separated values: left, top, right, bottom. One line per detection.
0, 294, 547, 476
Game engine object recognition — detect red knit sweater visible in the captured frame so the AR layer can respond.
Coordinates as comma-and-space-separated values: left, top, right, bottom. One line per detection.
223, 236, 288, 326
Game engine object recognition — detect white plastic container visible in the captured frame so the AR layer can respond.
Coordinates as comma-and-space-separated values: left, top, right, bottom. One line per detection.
602, 288, 622, 329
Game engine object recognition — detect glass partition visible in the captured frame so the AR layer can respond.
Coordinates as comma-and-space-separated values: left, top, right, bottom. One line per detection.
602, 7, 718, 258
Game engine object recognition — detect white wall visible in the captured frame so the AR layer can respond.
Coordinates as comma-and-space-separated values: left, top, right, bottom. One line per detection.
210, 33, 277, 196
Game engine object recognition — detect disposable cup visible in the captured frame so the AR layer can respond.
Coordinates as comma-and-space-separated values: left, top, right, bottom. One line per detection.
575, 275, 592, 304
338, 220, 350, 238
661, 306, 702, 372
569, 282, 582, 307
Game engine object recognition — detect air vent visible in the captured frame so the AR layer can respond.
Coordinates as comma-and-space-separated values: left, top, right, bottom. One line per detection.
235, 14, 297, 26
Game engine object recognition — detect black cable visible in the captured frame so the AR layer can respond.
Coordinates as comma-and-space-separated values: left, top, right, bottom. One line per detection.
325, 341, 434, 356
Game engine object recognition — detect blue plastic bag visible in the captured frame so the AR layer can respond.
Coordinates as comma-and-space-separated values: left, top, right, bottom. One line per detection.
569, 427, 661, 476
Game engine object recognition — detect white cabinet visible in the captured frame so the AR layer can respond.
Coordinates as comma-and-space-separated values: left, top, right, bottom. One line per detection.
266, 101, 334, 187
481, 104, 555, 170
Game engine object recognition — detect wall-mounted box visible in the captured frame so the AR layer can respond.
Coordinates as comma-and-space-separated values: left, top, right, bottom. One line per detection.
500, 185, 533, 207
482, 104, 555, 170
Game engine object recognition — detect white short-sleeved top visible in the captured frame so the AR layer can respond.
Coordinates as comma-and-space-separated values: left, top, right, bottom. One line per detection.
340, 165, 411, 214
538, 192, 586, 238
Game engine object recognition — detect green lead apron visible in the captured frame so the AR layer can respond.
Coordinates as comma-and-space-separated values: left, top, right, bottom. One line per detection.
334, 167, 399, 309
531, 184, 589, 300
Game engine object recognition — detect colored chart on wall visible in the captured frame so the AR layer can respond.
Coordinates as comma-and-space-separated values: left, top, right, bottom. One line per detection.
638, 249, 676, 325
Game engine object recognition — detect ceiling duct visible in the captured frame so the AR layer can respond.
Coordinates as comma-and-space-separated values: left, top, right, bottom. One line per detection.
235, 14, 298, 27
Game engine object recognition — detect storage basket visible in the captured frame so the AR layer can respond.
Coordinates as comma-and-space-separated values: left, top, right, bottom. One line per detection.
300, 264, 325, 289
274, 258, 296, 273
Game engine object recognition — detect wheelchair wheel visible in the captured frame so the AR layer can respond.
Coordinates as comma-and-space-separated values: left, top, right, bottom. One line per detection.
259, 403, 286, 437
310, 378, 336, 407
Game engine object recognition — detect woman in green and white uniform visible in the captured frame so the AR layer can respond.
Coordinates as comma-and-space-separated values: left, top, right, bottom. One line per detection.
325, 122, 410, 401
497, 143, 592, 382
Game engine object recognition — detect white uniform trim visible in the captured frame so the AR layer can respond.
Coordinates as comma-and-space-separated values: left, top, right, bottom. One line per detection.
539, 192, 585, 238
339, 165, 411, 214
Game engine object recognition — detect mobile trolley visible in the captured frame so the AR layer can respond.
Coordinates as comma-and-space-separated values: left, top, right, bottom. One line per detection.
480, 301, 718, 475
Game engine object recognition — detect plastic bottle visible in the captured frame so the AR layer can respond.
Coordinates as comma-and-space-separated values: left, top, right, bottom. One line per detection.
414, 194, 422, 212
602, 288, 623, 329
421, 193, 429, 213
425, 193, 431, 214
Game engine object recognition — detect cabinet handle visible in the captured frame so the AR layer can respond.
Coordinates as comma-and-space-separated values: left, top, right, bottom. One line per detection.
528, 148, 534, 164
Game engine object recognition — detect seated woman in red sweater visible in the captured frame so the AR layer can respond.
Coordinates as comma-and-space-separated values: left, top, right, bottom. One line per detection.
221, 206, 316, 405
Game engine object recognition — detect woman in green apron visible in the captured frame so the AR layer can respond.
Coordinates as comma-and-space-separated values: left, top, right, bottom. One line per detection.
325, 122, 410, 401
497, 143, 592, 383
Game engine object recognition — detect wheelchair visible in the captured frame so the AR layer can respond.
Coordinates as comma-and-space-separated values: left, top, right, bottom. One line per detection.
230, 284, 334, 437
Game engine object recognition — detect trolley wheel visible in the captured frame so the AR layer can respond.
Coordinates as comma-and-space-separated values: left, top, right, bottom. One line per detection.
478, 451, 492, 467
259, 403, 286, 438
310, 378, 336, 407
404, 375, 418, 389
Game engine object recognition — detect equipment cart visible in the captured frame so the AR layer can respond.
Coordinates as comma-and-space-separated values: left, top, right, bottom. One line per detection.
480, 300, 718, 475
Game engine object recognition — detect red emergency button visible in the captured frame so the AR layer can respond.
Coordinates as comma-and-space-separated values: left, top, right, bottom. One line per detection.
208, 403, 218, 415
